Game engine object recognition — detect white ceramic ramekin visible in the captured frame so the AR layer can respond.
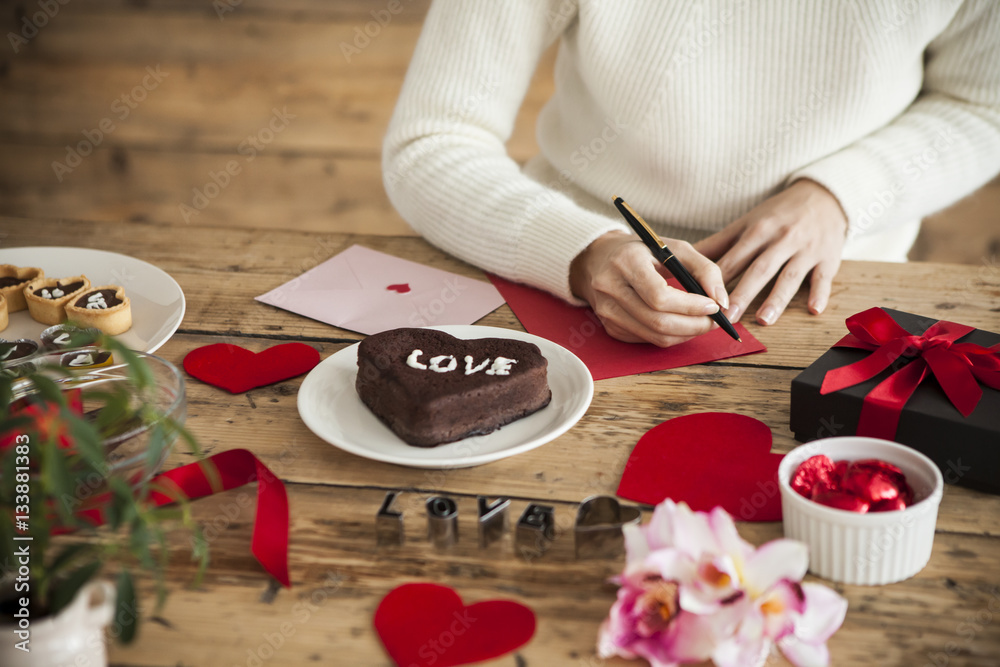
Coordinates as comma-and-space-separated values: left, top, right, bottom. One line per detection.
778, 437, 944, 586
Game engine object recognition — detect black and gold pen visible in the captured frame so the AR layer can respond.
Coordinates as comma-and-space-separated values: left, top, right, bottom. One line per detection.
612, 196, 741, 343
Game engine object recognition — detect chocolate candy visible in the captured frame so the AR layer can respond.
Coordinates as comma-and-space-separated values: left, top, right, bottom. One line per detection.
40, 324, 102, 350
0, 339, 39, 364
60, 349, 113, 369
792, 454, 915, 513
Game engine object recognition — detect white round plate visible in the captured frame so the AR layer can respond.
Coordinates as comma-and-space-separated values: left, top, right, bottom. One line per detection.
0, 247, 185, 353
297, 324, 594, 468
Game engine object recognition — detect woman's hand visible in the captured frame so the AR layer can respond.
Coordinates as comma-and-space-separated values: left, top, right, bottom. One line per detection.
695, 179, 848, 326
570, 230, 728, 347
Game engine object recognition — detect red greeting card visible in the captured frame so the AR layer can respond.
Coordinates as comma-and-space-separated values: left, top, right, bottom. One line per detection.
488, 276, 765, 381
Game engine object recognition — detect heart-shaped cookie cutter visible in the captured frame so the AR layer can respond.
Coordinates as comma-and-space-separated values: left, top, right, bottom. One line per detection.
574, 495, 641, 559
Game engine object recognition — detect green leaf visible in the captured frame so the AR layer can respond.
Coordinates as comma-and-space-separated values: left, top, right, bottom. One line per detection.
175, 419, 203, 457
115, 569, 139, 644
104, 338, 155, 393
48, 543, 96, 576
0, 374, 12, 412
144, 420, 169, 475
41, 439, 76, 526
128, 520, 156, 570
28, 374, 68, 406
107, 477, 137, 531
91, 387, 133, 436
64, 413, 105, 472
48, 561, 102, 615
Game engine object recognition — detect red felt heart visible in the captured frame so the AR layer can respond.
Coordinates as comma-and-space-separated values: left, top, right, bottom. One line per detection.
386, 283, 411, 293
183, 343, 320, 394
374, 583, 535, 667
617, 413, 784, 522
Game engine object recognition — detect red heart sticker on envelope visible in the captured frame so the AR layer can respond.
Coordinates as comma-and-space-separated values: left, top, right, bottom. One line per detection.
617, 413, 784, 522
374, 583, 535, 667
183, 343, 320, 394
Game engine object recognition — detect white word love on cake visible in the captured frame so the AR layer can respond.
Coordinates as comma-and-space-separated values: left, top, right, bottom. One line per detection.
406, 349, 517, 376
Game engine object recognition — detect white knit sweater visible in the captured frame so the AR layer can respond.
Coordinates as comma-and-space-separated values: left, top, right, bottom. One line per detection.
383, 0, 1000, 303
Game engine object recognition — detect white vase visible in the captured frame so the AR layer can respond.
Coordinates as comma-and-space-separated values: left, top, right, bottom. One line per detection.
0, 580, 116, 667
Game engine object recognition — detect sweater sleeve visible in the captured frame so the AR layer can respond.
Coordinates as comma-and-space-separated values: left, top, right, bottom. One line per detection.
382, 0, 628, 303
789, 0, 1000, 244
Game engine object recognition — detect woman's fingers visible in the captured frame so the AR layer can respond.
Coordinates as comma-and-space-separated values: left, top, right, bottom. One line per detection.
695, 221, 744, 265
594, 288, 717, 346
753, 253, 816, 326
807, 256, 841, 315
669, 240, 729, 310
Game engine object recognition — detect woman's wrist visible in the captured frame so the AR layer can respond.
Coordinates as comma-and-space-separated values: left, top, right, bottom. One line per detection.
569, 230, 631, 302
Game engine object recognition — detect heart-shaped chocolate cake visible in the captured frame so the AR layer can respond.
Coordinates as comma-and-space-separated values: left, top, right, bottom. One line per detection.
356, 328, 551, 447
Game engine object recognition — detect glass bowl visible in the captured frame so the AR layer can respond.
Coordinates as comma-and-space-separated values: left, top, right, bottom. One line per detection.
6, 346, 187, 491
89, 350, 187, 488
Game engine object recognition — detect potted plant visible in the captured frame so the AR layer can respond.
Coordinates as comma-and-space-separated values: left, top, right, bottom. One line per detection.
0, 335, 207, 666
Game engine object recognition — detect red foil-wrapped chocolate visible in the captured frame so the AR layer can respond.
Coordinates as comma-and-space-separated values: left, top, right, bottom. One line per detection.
791, 455, 914, 513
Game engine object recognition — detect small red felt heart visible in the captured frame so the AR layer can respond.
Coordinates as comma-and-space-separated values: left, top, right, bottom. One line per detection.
183, 343, 320, 394
617, 413, 783, 522
374, 583, 535, 667
386, 283, 411, 294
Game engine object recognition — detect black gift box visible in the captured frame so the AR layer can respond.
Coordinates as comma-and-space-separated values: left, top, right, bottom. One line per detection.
790, 308, 1000, 495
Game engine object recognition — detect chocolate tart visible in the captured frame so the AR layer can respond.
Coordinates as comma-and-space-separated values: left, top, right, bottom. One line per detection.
0, 295, 7, 332
64, 285, 132, 335
0, 265, 44, 313
24, 275, 91, 325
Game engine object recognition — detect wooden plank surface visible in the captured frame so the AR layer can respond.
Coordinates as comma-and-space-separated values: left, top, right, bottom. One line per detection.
3, 2, 1000, 664
103, 484, 1000, 667
2, 217, 999, 370
3, 218, 997, 665
0, 144, 418, 234
144, 332, 1000, 540
1, 2, 995, 258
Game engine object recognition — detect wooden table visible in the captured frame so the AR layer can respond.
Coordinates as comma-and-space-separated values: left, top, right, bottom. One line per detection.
6, 217, 1000, 666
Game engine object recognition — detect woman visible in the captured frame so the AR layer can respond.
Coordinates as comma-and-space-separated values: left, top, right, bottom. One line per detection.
383, 1, 1000, 346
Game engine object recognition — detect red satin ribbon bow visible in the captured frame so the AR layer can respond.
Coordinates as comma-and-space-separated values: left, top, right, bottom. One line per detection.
820, 307, 1000, 439
78, 449, 291, 587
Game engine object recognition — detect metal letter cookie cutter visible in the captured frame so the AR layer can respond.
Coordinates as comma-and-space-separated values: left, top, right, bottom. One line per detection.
376, 491, 403, 547
574, 495, 642, 559
477, 496, 510, 548
515, 503, 555, 559
426, 496, 459, 549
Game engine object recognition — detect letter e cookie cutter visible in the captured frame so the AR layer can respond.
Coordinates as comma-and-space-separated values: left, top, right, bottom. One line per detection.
515, 503, 555, 559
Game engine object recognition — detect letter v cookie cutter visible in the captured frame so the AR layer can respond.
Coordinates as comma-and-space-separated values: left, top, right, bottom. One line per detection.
477, 496, 510, 548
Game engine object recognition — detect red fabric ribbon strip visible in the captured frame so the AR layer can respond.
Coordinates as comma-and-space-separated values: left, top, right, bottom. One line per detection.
78, 449, 291, 587
820, 307, 1000, 439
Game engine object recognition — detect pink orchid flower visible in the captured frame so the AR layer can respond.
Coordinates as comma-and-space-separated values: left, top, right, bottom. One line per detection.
598, 500, 847, 667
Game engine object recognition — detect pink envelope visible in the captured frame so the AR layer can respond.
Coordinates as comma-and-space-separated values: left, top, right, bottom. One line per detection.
256, 245, 506, 335
488, 275, 766, 381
